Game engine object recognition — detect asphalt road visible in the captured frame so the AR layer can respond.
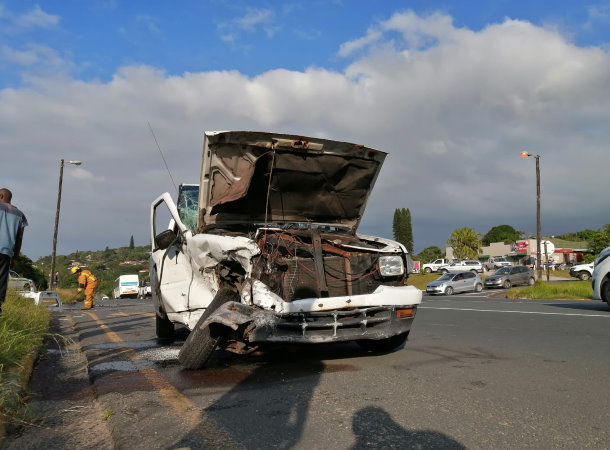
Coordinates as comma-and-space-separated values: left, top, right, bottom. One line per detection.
3, 293, 610, 449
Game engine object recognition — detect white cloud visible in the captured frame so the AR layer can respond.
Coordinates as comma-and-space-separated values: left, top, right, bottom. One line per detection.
1, 4, 60, 31
217, 8, 279, 42
2, 11, 610, 260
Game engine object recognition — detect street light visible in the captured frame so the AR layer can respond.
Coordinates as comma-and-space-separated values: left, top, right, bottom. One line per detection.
49, 159, 82, 289
520, 151, 542, 281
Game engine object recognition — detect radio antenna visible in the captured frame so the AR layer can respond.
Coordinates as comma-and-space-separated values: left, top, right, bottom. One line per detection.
148, 122, 178, 194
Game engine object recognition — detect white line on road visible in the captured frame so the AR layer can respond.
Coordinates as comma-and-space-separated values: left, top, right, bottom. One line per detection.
419, 306, 610, 318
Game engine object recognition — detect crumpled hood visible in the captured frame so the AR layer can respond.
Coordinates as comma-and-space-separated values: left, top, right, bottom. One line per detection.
198, 131, 386, 232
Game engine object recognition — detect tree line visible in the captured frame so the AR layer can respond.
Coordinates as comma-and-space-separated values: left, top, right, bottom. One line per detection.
392, 208, 610, 263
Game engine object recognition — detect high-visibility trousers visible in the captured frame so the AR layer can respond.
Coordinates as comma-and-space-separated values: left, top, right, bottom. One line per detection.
84, 282, 98, 308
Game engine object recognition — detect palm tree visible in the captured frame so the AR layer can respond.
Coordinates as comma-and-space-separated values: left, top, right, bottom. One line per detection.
447, 227, 482, 259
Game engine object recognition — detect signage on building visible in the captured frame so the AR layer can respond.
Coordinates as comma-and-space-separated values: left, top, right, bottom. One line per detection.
512, 241, 529, 253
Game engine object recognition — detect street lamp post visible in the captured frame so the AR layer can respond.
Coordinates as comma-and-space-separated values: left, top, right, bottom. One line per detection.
520, 151, 542, 281
49, 159, 82, 289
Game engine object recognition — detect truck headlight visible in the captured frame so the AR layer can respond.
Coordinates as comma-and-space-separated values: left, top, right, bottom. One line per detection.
379, 255, 405, 277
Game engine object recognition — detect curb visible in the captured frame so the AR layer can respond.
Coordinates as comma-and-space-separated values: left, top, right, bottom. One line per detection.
0, 349, 39, 440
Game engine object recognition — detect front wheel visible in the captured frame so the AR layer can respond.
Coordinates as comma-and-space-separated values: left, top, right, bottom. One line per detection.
578, 272, 591, 281
424, 267, 432, 273
474, 283, 483, 292
178, 289, 239, 370
357, 332, 409, 353
445, 286, 454, 295
503, 280, 512, 289
155, 312, 175, 339
528, 277, 535, 286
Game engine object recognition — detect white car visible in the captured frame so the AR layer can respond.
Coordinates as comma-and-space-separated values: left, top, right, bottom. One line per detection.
592, 247, 610, 307
8, 270, 36, 292
439, 260, 484, 274
150, 131, 422, 369
426, 271, 483, 295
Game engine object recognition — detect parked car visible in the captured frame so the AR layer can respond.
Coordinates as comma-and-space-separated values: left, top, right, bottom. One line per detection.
150, 131, 423, 369
422, 258, 452, 273
426, 271, 483, 295
440, 260, 484, 274
484, 266, 535, 289
8, 270, 36, 292
483, 256, 512, 271
569, 262, 594, 281
592, 246, 610, 308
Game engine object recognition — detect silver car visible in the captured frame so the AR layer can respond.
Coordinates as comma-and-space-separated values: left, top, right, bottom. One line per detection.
426, 271, 483, 295
484, 266, 535, 289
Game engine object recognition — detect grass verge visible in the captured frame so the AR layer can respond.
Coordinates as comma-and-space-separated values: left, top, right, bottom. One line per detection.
507, 280, 593, 300
0, 290, 52, 436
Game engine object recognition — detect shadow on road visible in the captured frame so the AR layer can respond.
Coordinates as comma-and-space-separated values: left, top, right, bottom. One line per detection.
171, 357, 324, 448
351, 406, 465, 450
542, 301, 610, 312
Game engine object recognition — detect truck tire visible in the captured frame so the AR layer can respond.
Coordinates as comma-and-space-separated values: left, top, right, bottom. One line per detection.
357, 332, 409, 353
156, 313, 175, 339
178, 289, 239, 370
578, 271, 591, 281
601, 281, 610, 307
424, 267, 432, 273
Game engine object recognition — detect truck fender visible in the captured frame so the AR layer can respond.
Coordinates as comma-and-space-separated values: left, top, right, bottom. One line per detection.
197, 301, 270, 333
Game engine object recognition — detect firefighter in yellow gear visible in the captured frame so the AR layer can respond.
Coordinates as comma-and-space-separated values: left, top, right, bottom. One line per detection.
71, 266, 98, 309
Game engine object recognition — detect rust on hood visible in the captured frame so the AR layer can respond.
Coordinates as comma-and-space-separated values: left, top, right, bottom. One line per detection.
198, 131, 386, 231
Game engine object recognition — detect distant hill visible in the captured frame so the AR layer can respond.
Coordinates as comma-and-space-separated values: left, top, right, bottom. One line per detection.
35, 245, 151, 296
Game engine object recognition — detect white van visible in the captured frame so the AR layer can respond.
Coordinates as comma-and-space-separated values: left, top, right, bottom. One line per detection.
113, 274, 140, 299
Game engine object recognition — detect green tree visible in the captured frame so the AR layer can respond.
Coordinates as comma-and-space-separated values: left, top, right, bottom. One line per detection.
482, 225, 521, 246
417, 246, 444, 263
589, 224, 610, 255
129, 235, 135, 249
447, 227, 482, 259
13, 253, 48, 290
392, 208, 414, 253
556, 229, 598, 242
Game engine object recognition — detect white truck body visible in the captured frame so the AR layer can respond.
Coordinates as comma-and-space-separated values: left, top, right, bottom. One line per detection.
592, 247, 610, 307
113, 274, 140, 299
150, 131, 422, 369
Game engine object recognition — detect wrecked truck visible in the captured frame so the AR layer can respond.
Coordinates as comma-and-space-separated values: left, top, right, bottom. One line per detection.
149, 131, 422, 369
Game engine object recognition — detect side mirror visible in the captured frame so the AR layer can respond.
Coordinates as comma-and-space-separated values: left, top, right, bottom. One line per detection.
155, 229, 177, 250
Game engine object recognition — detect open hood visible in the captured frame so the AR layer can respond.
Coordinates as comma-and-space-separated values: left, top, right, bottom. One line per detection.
198, 131, 386, 232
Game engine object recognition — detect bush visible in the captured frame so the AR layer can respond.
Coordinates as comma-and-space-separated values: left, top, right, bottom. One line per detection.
0, 290, 52, 432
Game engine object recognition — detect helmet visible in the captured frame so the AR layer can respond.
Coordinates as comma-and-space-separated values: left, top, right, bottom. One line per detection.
71, 266, 81, 274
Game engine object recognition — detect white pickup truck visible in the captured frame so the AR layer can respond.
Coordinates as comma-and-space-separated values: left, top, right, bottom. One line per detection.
569, 262, 594, 281
422, 258, 452, 273
483, 256, 512, 271
149, 131, 423, 369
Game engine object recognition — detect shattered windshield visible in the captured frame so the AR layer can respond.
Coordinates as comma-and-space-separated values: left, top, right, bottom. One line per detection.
177, 184, 199, 232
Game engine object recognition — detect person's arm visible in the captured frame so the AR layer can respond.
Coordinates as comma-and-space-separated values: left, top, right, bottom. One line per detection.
10, 227, 24, 269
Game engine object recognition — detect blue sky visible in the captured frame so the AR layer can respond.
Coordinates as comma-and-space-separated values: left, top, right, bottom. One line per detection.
1, 1, 610, 260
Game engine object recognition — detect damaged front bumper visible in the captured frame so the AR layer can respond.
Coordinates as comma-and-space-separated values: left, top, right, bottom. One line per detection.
200, 300, 418, 344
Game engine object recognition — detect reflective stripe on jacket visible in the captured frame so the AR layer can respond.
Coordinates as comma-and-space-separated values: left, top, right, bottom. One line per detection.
78, 269, 98, 287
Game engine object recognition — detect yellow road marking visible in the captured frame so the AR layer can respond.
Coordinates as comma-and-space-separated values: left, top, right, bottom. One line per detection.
83, 311, 240, 445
